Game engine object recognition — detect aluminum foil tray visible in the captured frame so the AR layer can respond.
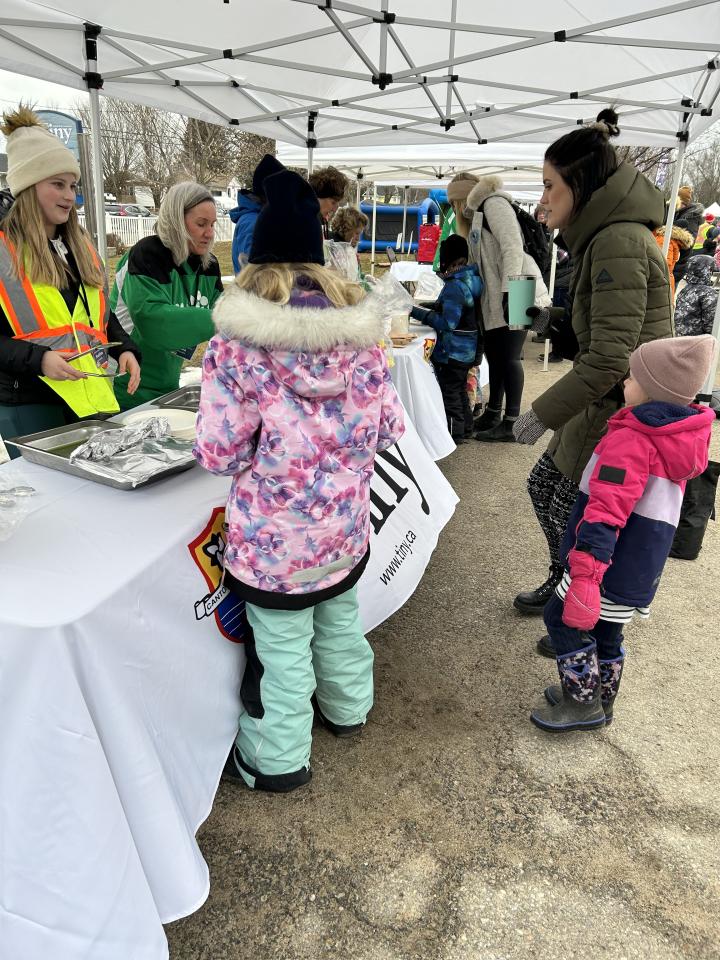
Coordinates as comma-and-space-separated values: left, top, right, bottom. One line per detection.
6, 420, 196, 490
155, 384, 201, 411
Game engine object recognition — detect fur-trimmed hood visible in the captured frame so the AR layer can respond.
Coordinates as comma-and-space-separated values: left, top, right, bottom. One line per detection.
213, 282, 385, 352
466, 175, 512, 212
212, 282, 387, 399
655, 224, 695, 249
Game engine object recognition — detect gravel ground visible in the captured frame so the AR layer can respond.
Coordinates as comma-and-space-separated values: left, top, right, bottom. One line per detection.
166, 354, 720, 960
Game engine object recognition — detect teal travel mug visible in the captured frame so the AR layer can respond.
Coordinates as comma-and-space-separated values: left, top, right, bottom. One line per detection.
507, 275, 536, 329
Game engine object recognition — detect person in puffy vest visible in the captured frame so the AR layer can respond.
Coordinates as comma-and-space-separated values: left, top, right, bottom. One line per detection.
0, 106, 140, 452
194, 170, 404, 793
530, 336, 716, 733
511, 108, 672, 639
410, 233, 483, 442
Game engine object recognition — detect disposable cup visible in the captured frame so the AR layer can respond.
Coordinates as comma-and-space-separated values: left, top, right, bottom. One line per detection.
507, 275, 536, 329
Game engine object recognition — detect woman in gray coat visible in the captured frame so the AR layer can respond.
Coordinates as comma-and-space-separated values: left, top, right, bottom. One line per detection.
448, 173, 544, 442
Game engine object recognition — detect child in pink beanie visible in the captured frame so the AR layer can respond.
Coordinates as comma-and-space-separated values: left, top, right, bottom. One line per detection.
531, 335, 717, 732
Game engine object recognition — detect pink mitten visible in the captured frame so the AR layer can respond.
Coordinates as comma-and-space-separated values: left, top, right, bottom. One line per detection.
562, 548, 609, 630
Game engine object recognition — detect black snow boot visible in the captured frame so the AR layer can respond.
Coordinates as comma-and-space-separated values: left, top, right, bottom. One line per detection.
545, 647, 625, 725
513, 565, 563, 615
531, 642, 606, 733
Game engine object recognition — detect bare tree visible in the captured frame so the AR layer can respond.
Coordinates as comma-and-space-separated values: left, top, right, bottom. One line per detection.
682, 134, 720, 207
76, 99, 142, 201
616, 145, 674, 180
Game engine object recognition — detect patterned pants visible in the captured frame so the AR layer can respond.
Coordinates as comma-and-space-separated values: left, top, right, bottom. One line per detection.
527, 451, 580, 571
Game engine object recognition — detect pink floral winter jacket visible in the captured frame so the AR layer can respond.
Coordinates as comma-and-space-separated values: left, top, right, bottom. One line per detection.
193, 279, 405, 602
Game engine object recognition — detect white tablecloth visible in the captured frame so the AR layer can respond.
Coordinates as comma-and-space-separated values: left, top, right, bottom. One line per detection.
391, 326, 489, 460
0, 414, 457, 960
389, 262, 436, 283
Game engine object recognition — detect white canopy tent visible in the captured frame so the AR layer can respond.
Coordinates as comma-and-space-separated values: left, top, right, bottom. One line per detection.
1, 0, 720, 253
0, 0, 719, 391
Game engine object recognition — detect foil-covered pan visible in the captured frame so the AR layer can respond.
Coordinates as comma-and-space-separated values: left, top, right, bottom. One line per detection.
6, 419, 196, 490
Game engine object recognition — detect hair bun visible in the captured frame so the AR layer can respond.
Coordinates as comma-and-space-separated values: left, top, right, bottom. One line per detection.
591, 108, 620, 139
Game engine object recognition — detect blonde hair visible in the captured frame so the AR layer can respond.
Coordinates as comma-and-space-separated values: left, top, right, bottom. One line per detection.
2, 187, 104, 288
236, 262, 364, 308
156, 181, 215, 268
451, 200, 471, 238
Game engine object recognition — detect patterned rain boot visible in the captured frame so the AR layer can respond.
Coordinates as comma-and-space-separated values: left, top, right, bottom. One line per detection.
531, 641, 606, 732
544, 648, 625, 725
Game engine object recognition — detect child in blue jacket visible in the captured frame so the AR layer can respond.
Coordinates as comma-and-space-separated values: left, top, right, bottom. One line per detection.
410, 234, 483, 442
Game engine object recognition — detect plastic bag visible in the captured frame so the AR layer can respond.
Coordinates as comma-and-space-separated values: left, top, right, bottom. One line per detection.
413, 270, 443, 302
324, 241, 360, 282
0, 471, 38, 542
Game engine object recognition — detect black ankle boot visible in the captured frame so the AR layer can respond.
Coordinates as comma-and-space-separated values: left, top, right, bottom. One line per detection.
473, 408, 501, 432
513, 567, 563, 615
474, 418, 516, 443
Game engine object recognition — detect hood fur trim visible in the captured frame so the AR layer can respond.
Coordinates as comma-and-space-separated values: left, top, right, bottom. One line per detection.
213, 284, 386, 352
656, 224, 695, 248
466, 175, 509, 212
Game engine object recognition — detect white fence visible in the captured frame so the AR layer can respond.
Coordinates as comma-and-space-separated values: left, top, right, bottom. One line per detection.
78, 214, 235, 251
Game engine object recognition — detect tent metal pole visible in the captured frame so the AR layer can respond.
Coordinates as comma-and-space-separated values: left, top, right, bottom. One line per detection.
662, 138, 687, 259
83, 24, 106, 263
401, 186, 408, 256
356, 179, 361, 206
371, 183, 377, 277
88, 90, 106, 263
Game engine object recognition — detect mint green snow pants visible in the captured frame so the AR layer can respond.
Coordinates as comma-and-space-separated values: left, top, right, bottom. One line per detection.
235, 585, 373, 788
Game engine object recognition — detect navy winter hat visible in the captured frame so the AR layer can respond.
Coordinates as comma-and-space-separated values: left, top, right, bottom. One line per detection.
439, 233, 469, 273
251, 154, 285, 199
249, 170, 325, 266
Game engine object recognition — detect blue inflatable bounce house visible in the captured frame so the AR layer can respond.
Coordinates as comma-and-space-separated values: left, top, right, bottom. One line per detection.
357, 196, 440, 254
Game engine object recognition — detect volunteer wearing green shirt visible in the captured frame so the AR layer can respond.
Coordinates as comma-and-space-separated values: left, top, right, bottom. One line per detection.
111, 182, 223, 409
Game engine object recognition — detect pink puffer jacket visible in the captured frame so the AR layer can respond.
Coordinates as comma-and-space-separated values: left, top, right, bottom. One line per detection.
193, 279, 405, 599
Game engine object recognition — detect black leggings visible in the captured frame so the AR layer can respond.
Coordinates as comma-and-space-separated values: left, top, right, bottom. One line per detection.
483, 326, 527, 419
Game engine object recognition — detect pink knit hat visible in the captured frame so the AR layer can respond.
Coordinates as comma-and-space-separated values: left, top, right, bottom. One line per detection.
629, 335, 717, 405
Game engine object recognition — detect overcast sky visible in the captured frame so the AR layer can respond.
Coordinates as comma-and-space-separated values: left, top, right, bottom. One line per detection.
0, 69, 86, 149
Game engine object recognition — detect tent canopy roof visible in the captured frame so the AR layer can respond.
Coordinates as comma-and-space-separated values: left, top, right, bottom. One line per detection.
277, 142, 545, 182
0, 0, 719, 148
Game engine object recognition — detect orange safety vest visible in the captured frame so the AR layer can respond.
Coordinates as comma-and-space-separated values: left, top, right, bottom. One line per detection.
0, 231, 119, 416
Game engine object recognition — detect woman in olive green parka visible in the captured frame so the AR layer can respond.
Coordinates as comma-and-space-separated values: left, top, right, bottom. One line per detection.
511, 109, 673, 623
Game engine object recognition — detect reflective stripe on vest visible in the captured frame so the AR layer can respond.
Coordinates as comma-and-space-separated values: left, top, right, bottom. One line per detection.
0, 232, 119, 417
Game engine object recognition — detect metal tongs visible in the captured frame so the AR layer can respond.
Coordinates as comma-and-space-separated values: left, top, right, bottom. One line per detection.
65, 342, 124, 362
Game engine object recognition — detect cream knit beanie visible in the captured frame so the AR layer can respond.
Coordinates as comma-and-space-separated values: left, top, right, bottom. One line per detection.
629, 335, 717, 406
2, 105, 81, 197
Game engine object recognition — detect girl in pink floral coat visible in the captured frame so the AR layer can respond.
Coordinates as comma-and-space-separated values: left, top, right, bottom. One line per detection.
194, 169, 404, 792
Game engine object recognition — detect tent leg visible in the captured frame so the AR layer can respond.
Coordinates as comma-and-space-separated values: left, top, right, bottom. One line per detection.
401, 185, 408, 257
371, 183, 377, 277
356, 180, 361, 206
662, 139, 687, 259
307, 144, 314, 176
543, 228, 558, 372
88, 89, 106, 263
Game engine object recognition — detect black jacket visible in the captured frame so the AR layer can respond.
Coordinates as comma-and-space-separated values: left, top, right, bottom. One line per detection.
0, 247, 140, 406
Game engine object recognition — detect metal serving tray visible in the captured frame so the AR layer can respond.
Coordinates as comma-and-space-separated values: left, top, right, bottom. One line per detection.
6, 420, 196, 490
155, 384, 201, 411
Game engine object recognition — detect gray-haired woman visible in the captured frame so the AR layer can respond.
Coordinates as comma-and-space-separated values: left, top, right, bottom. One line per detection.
111, 181, 222, 409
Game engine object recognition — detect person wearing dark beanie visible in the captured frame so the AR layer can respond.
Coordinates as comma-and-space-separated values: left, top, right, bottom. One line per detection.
248, 169, 325, 266
530, 334, 716, 734
194, 167, 405, 794
230, 153, 286, 273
